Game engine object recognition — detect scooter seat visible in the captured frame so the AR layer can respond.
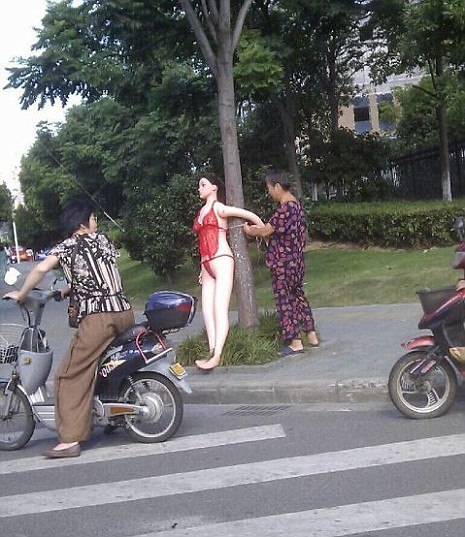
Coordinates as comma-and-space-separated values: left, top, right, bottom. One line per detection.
111, 323, 149, 347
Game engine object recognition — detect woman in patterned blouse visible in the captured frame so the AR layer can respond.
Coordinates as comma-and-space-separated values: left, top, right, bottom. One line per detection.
244, 168, 319, 355
3, 198, 134, 458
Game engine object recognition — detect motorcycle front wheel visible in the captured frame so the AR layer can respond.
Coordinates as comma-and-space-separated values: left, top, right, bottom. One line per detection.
120, 372, 183, 443
388, 351, 457, 419
0, 382, 35, 450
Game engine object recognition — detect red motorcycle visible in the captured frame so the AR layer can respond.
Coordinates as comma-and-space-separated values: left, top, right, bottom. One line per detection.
389, 217, 465, 419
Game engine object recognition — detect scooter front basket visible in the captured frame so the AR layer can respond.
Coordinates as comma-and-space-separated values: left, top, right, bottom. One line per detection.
417, 286, 457, 314
17, 349, 53, 395
0, 323, 24, 364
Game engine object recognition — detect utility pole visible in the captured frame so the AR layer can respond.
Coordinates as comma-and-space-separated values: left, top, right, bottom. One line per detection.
12, 219, 20, 265
10, 179, 21, 265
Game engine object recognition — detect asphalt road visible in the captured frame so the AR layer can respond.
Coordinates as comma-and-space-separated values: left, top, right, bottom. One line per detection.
3, 262, 465, 535
2, 401, 465, 536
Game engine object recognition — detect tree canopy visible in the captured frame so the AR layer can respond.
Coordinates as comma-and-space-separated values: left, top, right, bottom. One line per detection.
0, 184, 12, 225
4, 0, 465, 251
365, 0, 465, 200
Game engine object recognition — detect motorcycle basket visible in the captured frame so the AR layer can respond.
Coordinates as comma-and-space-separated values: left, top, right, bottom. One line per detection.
0, 323, 24, 364
417, 286, 457, 314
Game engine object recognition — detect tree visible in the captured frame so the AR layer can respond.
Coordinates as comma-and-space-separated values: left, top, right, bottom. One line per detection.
19, 125, 69, 242
128, 61, 222, 183
385, 76, 465, 152
7, 1, 226, 272
0, 184, 12, 225
18, 109, 127, 241
237, 0, 373, 200
178, 0, 259, 329
303, 128, 393, 201
13, 204, 44, 249
6, 0, 191, 110
122, 175, 199, 277
367, 0, 465, 201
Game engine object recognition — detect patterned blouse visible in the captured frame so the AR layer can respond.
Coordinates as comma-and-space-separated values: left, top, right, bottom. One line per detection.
50, 233, 131, 321
265, 201, 306, 269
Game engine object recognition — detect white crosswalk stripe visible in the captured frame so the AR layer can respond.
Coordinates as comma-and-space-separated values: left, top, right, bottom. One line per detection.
2, 432, 465, 521
138, 488, 465, 537
2, 425, 465, 536
0, 424, 286, 474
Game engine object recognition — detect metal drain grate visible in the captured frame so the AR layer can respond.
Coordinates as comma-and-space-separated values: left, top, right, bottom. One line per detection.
223, 404, 290, 416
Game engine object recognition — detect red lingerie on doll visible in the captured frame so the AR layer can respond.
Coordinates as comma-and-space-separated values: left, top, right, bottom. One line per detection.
192, 202, 233, 278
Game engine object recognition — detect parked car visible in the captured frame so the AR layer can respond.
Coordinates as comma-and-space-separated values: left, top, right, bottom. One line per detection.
35, 248, 51, 261
9, 246, 34, 263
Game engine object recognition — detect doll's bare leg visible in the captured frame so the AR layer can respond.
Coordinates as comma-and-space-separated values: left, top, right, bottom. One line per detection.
201, 267, 216, 354
196, 256, 234, 370
211, 257, 234, 364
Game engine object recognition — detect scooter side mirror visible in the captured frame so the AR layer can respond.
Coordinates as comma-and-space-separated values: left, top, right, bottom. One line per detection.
4, 266, 21, 286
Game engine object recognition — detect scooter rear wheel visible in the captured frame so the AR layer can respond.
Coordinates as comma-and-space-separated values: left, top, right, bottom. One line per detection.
0, 382, 35, 450
388, 351, 457, 419
120, 372, 183, 443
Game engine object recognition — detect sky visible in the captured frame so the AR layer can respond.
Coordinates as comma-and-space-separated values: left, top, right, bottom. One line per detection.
0, 0, 69, 197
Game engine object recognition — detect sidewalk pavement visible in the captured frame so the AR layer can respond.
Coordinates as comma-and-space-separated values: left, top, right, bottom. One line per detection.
1, 264, 425, 405
177, 303, 423, 404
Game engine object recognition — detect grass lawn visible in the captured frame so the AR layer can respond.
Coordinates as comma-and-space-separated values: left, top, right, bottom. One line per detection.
119, 242, 460, 311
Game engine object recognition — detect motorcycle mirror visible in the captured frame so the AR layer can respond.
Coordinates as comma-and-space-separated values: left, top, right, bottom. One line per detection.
4, 266, 21, 286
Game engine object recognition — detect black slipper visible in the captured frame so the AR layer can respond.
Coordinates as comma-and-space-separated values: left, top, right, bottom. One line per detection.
280, 346, 304, 357
42, 443, 81, 459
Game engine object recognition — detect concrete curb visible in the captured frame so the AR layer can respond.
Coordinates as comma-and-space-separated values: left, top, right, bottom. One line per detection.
184, 376, 389, 405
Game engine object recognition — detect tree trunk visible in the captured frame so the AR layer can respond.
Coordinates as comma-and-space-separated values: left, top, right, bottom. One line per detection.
438, 103, 452, 201
311, 182, 318, 202
217, 52, 259, 329
270, 94, 304, 199
178, 0, 258, 328
434, 54, 452, 201
284, 122, 303, 199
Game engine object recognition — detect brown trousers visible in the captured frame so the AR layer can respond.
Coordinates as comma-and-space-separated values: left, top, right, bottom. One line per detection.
54, 309, 134, 443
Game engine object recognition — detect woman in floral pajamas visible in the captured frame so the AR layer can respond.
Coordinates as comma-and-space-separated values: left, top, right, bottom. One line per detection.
244, 168, 318, 355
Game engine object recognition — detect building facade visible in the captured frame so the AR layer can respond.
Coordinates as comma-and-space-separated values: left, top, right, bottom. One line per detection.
339, 67, 423, 134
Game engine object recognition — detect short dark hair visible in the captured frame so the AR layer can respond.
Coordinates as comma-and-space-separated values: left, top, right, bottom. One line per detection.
264, 168, 291, 191
61, 198, 96, 237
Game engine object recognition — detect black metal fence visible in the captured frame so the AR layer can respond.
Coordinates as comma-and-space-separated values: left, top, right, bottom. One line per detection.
387, 138, 465, 199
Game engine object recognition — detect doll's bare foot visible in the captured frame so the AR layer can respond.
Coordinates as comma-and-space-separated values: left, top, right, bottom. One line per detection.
195, 356, 221, 370
307, 331, 320, 347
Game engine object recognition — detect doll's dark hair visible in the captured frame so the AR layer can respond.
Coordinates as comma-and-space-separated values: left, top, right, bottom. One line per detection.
201, 172, 226, 203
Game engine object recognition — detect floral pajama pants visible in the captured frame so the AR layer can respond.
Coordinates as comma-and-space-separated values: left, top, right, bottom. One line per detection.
270, 261, 315, 342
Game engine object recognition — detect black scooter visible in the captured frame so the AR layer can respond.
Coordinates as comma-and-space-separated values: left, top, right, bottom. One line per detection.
0, 268, 197, 450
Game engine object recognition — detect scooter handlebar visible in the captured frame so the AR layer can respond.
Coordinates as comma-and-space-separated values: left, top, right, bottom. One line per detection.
52, 290, 64, 302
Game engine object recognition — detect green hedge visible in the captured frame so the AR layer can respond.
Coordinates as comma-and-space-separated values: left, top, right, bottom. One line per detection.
305, 200, 465, 248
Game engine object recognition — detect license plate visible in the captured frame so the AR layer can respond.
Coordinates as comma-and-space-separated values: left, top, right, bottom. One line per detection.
169, 362, 187, 378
